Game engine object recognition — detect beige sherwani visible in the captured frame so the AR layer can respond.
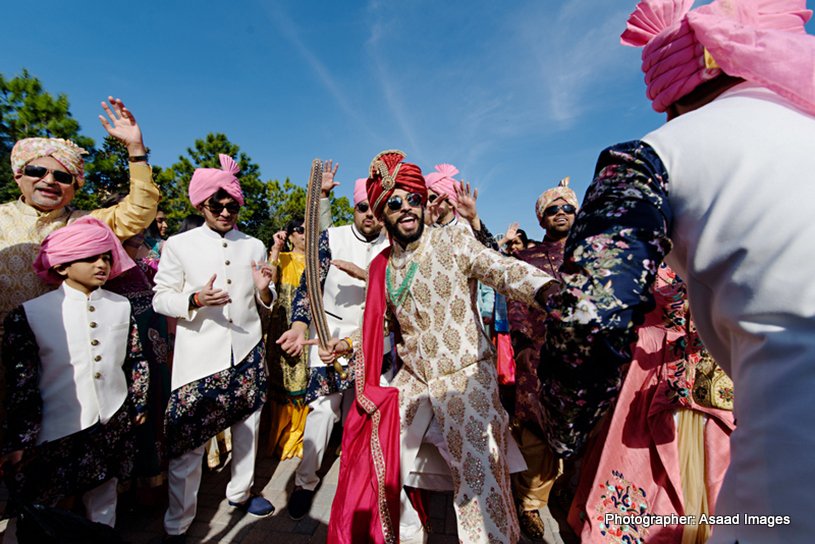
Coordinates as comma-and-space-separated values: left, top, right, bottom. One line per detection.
385, 225, 553, 544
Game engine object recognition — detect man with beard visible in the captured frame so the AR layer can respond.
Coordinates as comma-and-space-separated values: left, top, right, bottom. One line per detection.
505, 177, 577, 540
321, 150, 557, 544
276, 177, 391, 520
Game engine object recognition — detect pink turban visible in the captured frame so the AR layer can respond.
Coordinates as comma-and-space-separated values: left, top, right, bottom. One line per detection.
622, 0, 815, 116
536, 177, 579, 222
33, 216, 135, 284
354, 178, 369, 206
11, 138, 89, 187
188, 154, 245, 207
424, 164, 460, 211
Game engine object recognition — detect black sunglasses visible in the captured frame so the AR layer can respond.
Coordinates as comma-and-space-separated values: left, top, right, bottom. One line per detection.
355, 202, 370, 213
544, 204, 576, 216
292, 226, 305, 234
204, 201, 240, 215
23, 165, 74, 185
386, 193, 423, 211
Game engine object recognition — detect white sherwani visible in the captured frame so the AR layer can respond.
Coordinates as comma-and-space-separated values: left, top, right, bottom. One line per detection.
644, 83, 815, 544
22, 283, 132, 444
153, 225, 274, 390
386, 225, 553, 544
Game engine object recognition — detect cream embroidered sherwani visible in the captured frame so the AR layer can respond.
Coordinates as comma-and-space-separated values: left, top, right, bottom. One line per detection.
384, 225, 553, 544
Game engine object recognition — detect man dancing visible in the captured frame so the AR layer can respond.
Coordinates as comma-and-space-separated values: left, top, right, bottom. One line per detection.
539, 0, 815, 542
153, 154, 275, 542
323, 150, 556, 544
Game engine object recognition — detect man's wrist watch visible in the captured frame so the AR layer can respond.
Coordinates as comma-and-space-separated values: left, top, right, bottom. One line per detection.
128, 155, 149, 163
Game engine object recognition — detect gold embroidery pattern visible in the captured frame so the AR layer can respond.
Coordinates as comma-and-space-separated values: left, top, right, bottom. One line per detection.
442, 328, 462, 353
463, 452, 485, 494
433, 273, 452, 300
467, 388, 491, 419
353, 336, 395, 544
447, 427, 464, 462
465, 416, 488, 454
421, 330, 439, 359
448, 396, 466, 426
692, 352, 734, 411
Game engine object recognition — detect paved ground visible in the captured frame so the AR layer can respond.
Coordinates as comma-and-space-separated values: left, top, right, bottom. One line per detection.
0, 434, 578, 544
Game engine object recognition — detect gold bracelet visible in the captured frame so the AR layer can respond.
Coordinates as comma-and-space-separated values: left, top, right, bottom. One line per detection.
343, 337, 353, 351
269, 258, 280, 267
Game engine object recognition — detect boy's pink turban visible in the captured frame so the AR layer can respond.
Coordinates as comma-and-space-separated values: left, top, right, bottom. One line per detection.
622, 0, 815, 116
33, 216, 136, 284
188, 154, 245, 207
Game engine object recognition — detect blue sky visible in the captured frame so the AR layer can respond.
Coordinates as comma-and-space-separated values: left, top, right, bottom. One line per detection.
3, 1, 812, 238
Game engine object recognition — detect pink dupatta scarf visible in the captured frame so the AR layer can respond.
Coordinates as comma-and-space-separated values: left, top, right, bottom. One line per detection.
327, 248, 402, 543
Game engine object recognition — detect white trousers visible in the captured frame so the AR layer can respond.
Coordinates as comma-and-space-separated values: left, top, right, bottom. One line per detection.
294, 389, 354, 491
3, 477, 118, 544
164, 408, 262, 535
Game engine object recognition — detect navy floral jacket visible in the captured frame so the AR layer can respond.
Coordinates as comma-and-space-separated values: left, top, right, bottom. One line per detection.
539, 140, 673, 457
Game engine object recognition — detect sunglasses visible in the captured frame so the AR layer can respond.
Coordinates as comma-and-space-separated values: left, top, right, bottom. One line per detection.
204, 201, 240, 215
292, 226, 305, 234
544, 204, 576, 216
355, 202, 370, 213
386, 193, 423, 211
23, 165, 74, 185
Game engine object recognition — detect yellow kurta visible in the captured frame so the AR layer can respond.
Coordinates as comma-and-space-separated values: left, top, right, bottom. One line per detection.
385, 225, 553, 544
266, 251, 309, 460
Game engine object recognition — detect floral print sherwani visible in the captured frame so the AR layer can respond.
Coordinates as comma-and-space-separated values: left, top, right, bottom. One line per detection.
385, 225, 553, 544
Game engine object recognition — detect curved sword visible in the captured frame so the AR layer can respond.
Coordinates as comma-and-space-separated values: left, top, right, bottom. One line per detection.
304, 159, 348, 379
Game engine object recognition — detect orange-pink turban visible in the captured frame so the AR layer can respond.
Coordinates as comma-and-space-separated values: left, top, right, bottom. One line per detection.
536, 177, 579, 222
11, 138, 89, 187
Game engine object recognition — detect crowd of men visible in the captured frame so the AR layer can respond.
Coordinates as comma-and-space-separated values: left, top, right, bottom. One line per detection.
1, 0, 814, 543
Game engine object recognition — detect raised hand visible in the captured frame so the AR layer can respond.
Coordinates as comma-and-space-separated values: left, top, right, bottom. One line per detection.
321, 159, 340, 198
197, 274, 230, 306
251, 260, 274, 292
425, 193, 448, 226
99, 97, 146, 157
506, 222, 519, 241
453, 180, 479, 222
271, 231, 287, 252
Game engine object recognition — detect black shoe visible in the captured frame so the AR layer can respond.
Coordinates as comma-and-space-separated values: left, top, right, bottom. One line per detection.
288, 488, 315, 521
162, 534, 187, 544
